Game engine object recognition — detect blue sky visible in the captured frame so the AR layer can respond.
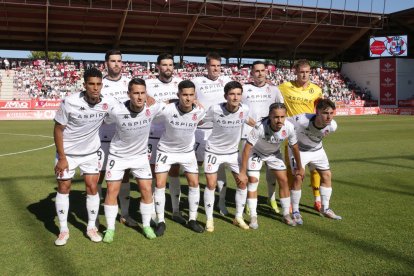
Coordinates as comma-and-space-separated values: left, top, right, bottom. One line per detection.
1, 0, 413, 62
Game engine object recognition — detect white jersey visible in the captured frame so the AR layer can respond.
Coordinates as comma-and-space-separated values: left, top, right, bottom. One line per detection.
156, 102, 205, 153
242, 83, 284, 121
204, 103, 250, 154
289, 113, 337, 152
54, 91, 117, 155
105, 101, 164, 158
146, 77, 183, 138
99, 76, 130, 142
247, 118, 297, 156
192, 75, 232, 129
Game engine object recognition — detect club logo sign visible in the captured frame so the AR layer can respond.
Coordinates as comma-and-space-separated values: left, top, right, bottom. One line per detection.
370, 35, 408, 57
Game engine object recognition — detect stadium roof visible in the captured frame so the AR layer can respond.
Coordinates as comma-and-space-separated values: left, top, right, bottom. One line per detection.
1, 0, 413, 62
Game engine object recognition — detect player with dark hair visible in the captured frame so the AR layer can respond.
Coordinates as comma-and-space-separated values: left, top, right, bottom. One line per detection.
53, 67, 117, 246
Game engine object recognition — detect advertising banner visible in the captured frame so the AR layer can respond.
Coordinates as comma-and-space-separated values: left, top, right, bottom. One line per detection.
379, 59, 397, 106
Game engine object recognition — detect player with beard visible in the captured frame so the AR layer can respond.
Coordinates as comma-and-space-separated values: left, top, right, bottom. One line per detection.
97, 49, 137, 228
146, 53, 186, 225
192, 52, 232, 216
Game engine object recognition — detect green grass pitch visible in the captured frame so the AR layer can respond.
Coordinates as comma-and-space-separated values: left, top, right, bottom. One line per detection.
0, 115, 413, 275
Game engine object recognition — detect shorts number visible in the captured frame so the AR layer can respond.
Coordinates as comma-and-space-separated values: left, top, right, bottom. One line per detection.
97, 150, 103, 160
156, 153, 168, 164
206, 154, 217, 164
147, 144, 153, 154
252, 153, 261, 162
194, 142, 200, 151
109, 159, 115, 169
291, 157, 296, 169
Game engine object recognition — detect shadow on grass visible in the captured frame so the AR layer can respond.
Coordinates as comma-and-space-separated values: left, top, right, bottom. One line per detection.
331, 154, 414, 170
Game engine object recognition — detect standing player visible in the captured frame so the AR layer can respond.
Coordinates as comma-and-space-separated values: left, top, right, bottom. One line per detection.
98, 49, 137, 227
53, 68, 117, 246
279, 59, 323, 211
192, 52, 232, 216
102, 78, 164, 243
242, 61, 284, 214
153, 80, 205, 236
146, 53, 186, 225
288, 99, 342, 224
202, 81, 254, 232
239, 103, 304, 228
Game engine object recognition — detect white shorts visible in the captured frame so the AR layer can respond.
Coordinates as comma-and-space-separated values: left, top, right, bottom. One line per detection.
204, 151, 240, 174
155, 150, 198, 174
289, 147, 330, 172
195, 128, 212, 162
55, 152, 99, 180
105, 154, 152, 181
148, 138, 159, 165
98, 142, 110, 171
247, 149, 286, 173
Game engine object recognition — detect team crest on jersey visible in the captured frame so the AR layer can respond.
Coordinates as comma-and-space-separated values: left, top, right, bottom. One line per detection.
192, 114, 197, 121
207, 164, 212, 172
281, 130, 287, 138
309, 88, 314, 94
239, 112, 244, 119
145, 109, 151, 117
102, 103, 108, 110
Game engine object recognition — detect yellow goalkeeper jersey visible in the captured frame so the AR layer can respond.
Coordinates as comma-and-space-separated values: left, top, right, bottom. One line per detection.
279, 81, 323, 117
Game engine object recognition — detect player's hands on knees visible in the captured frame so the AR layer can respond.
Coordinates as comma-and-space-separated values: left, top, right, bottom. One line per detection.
55, 158, 68, 177
238, 172, 248, 187
235, 175, 247, 189
294, 167, 305, 180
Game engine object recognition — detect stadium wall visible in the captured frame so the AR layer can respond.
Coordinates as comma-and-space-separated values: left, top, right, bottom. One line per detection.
397, 59, 414, 100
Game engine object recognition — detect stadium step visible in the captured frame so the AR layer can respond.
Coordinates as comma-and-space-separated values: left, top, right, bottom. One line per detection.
0, 69, 15, 100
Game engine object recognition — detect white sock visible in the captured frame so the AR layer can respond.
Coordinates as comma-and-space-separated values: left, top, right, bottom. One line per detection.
104, 204, 118, 230
320, 186, 332, 211
55, 192, 69, 232
86, 193, 100, 230
154, 187, 166, 222
235, 188, 247, 218
290, 190, 301, 213
315, 195, 321, 202
266, 169, 276, 201
280, 197, 291, 216
118, 182, 130, 217
140, 202, 154, 227
204, 188, 215, 220
169, 176, 181, 213
188, 186, 200, 221
217, 166, 227, 204
247, 198, 258, 217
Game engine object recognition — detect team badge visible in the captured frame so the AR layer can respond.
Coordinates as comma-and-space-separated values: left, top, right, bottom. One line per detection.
251, 162, 256, 169
281, 130, 287, 138
207, 164, 212, 172
309, 88, 314, 94
102, 103, 108, 110
106, 171, 112, 178
146, 109, 151, 117
192, 114, 197, 121
239, 112, 244, 119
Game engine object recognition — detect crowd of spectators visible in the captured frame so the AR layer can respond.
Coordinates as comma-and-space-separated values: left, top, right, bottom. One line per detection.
1, 58, 368, 103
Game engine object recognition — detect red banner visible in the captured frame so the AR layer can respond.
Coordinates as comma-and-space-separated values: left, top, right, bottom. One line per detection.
334, 107, 380, 116
379, 59, 397, 106
0, 110, 57, 120
32, 100, 61, 109
398, 100, 414, 107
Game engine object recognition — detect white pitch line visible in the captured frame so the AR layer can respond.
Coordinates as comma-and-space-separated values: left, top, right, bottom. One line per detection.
0, 132, 54, 157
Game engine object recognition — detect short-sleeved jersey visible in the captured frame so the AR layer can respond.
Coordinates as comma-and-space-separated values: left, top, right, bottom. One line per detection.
156, 102, 205, 153
247, 118, 297, 156
289, 113, 337, 152
242, 83, 284, 121
99, 76, 130, 142
54, 91, 117, 155
192, 75, 232, 129
105, 101, 164, 158
279, 81, 323, 117
146, 77, 183, 138
203, 103, 250, 154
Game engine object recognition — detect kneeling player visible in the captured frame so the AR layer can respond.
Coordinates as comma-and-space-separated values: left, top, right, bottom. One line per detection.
103, 78, 164, 242
239, 103, 304, 228
289, 99, 342, 224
